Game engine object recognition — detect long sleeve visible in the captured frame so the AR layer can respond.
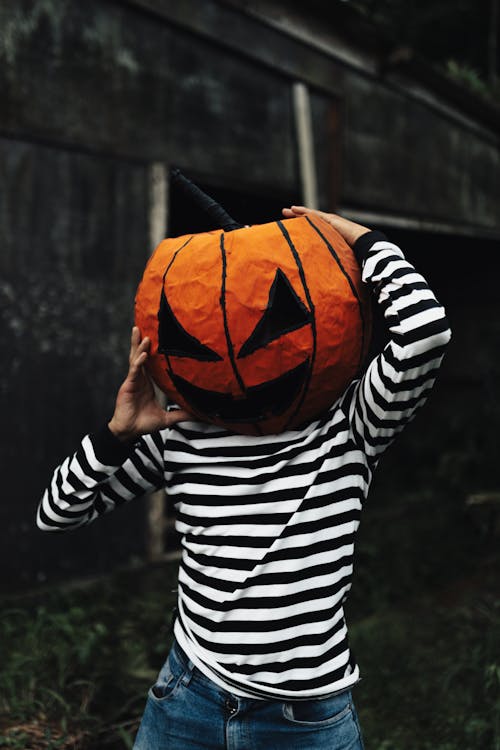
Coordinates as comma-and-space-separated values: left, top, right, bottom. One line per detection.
36, 425, 167, 532
341, 231, 451, 463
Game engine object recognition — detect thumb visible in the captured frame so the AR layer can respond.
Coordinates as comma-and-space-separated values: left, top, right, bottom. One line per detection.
162, 408, 193, 427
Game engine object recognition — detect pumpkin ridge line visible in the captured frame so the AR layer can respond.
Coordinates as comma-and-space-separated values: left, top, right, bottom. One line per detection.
157, 234, 195, 379
304, 216, 366, 371
219, 232, 247, 399
276, 220, 316, 430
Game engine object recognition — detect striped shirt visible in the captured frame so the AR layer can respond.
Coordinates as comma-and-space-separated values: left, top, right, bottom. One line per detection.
36, 231, 451, 701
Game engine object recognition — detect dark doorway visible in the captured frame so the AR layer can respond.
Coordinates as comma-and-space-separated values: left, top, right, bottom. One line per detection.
168, 171, 297, 236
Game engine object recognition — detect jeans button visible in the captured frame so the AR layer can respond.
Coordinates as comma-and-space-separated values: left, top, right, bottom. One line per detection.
225, 696, 238, 715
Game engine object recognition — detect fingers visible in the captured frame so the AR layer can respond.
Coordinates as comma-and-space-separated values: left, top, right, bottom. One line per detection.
282, 205, 321, 219
129, 326, 141, 363
282, 205, 306, 218
128, 334, 150, 381
282, 207, 369, 246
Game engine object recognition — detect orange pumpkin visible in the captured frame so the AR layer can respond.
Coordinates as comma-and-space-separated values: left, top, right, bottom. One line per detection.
134, 215, 371, 435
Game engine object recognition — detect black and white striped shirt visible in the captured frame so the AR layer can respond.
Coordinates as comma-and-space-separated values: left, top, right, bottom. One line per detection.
36, 232, 451, 700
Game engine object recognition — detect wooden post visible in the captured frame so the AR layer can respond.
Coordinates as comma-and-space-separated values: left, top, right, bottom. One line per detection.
293, 81, 319, 209
145, 162, 169, 562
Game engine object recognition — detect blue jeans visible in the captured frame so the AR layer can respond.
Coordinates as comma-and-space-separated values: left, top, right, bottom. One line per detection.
133, 639, 365, 749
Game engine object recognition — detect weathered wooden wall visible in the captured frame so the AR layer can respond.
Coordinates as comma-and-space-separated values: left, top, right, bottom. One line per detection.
341, 75, 500, 231
1, 0, 296, 188
2, 0, 499, 228
0, 141, 150, 589
0, 0, 499, 592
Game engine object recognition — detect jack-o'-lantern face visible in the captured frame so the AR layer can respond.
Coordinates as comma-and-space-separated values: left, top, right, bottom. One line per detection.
135, 216, 371, 435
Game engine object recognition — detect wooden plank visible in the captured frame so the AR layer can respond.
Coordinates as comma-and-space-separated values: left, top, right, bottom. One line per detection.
293, 82, 318, 209
116, 0, 345, 96
341, 70, 500, 231
145, 161, 168, 563
466, 493, 500, 507
0, 137, 150, 591
1, 0, 499, 230
0, 0, 297, 189
339, 207, 500, 241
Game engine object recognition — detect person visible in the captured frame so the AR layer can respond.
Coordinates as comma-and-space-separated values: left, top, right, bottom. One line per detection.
36, 206, 451, 750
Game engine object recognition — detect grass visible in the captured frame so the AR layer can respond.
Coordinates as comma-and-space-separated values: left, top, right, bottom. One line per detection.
352, 589, 500, 749
0, 564, 180, 749
1, 495, 499, 749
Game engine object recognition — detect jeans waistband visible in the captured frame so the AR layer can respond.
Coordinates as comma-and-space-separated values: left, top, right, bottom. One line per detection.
171, 637, 359, 703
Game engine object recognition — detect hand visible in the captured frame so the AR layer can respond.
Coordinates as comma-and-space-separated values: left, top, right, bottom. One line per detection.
108, 327, 191, 442
282, 205, 371, 248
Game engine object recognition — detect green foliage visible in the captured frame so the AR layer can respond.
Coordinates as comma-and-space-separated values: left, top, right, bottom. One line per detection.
0, 511, 498, 748
446, 59, 496, 98
351, 594, 500, 749
0, 564, 179, 747
345, 0, 499, 101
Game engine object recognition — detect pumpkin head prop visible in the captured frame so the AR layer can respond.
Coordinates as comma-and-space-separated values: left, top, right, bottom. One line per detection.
135, 175, 371, 435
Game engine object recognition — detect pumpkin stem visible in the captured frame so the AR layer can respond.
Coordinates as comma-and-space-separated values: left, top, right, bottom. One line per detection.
171, 168, 243, 232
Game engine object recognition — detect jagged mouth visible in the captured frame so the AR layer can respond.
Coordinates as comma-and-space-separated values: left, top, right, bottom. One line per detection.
171, 359, 309, 423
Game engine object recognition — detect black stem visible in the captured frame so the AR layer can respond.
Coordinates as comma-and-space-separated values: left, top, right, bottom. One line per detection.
171, 168, 243, 232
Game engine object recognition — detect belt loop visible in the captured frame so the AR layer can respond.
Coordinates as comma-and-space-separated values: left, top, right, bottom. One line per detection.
172, 631, 195, 686
180, 656, 195, 686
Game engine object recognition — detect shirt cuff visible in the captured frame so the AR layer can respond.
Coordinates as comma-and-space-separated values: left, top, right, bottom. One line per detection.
90, 424, 136, 465
352, 230, 389, 266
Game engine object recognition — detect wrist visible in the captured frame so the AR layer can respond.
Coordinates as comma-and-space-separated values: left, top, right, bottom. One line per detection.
91, 423, 137, 465
350, 227, 371, 245
329, 216, 370, 248
107, 418, 138, 444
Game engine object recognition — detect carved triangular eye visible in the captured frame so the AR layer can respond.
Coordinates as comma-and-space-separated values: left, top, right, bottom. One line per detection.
237, 269, 310, 359
158, 287, 223, 361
